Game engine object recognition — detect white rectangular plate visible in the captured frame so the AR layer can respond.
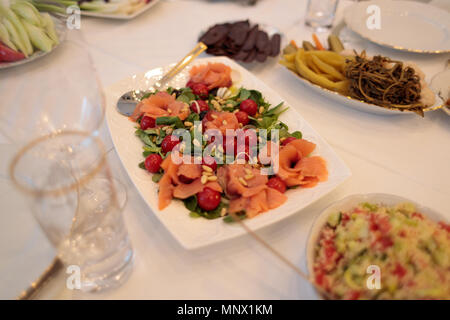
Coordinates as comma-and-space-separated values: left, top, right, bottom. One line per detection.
105, 56, 351, 249
81, 0, 160, 20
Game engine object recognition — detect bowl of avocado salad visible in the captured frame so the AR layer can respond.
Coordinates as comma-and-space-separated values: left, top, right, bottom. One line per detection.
306, 194, 450, 300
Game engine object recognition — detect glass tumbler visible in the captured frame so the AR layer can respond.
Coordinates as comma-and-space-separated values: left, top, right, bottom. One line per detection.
9, 131, 134, 292
305, 0, 339, 31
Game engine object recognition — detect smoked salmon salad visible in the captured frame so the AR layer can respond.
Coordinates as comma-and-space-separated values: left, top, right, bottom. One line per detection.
130, 62, 328, 221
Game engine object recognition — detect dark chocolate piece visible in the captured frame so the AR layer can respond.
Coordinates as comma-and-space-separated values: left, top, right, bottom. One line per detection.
199, 24, 229, 46
255, 30, 269, 52
241, 25, 258, 51
269, 33, 281, 57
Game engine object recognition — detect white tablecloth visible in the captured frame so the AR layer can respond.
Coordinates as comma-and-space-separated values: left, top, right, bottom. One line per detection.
2, 0, 449, 299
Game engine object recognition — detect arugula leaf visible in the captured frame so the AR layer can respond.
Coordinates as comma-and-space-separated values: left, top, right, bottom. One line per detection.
263, 102, 286, 117
137, 130, 155, 146
254, 102, 288, 130
223, 213, 247, 223
184, 196, 198, 212
176, 87, 195, 103
239, 88, 251, 101
156, 116, 184, 128
189, 211, 201, 218
152, 173, 163, 183
143, 128, 159, 135
183, 196, 227, 220
185, 112, 200, 123
290, 131, 302, 139
143, 144, 161, 153
138, 161, 146, 170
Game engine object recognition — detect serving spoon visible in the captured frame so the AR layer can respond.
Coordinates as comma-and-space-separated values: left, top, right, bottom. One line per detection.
116, 42, 207, 116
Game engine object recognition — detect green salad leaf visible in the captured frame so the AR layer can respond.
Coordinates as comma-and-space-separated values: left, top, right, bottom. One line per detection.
156, 116, 184, 128
223, 213, 247, 223
176, 87, 195, 104
183, 196, 228, 220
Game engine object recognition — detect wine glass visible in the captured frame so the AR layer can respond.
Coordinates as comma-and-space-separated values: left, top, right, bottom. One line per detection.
0, 29, 134, 293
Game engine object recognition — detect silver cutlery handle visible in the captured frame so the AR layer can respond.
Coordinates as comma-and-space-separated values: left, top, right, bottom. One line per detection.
154, 42, 207, 90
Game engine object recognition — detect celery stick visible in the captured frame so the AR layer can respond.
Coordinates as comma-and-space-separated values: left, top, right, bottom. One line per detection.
0, 21, 17, 50
11, 2, 42, 27
1, 17, 28, 56
0, 5, 33, 55
39, 12, 58, 44
21, 18, 52, 52
30, 2, 66, 14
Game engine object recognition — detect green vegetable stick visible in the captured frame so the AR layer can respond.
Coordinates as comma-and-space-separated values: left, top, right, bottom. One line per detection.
11, 3, 41, 27
1, 17, 27, 56
0, 5, 33, 55
39, 12, 58, 44
0, 21, 17, 51
21, 18, 53, 52
31, 2, 66, 14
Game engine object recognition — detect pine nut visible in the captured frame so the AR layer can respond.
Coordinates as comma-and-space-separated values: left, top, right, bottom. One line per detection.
239, 177, 248, 186
202, 165, 212, 172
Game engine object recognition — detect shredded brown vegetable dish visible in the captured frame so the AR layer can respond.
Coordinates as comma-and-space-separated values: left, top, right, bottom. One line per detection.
345, 52, 426, 116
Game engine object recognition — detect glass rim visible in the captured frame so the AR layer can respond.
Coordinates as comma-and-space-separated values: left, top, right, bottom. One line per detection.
9, 130, 107, 198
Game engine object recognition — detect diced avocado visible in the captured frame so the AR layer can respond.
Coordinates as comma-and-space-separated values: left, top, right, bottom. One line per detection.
361, 202, 378, 212
431, 248, 448, 267
396, 202, 416, 215
327, 211, 341, 228
335, 234, 346, 254
344, 268, 361, 290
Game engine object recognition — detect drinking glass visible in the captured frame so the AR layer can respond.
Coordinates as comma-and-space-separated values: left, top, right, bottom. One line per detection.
0, 29, 134, 293
305, 0, 339, 32
9, 131, 133, 292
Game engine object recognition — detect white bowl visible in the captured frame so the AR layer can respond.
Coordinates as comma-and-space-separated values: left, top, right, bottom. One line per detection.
305, 193, 447, 299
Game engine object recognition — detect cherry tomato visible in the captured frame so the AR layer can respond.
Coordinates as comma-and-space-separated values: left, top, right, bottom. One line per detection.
438, 221, 450, 233
281, 136, 297, 146
267, 177, 287, 193
235, 110, 249, 125
144, 154, 162, 173
192, 83, 209, 99
186, 80, 195, 89
197, 187, 221, 211
202, 156, 217, 171
190, 100, 209, 113
239, 99, 258, 116
348, 291, 361, 300
393, 263, 407, 279
140, 116, 156, 130
161, 135, 180, 153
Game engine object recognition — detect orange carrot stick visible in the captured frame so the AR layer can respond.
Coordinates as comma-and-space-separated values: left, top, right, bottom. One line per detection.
290, 40, 298, 49
312, 33, 325, 50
